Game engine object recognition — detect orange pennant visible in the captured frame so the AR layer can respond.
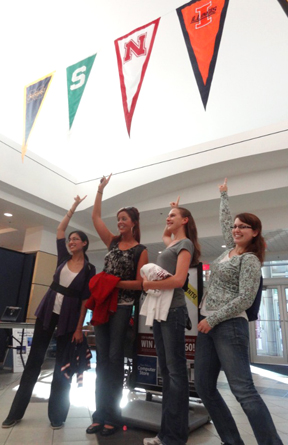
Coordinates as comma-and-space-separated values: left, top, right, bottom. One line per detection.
177, 0, 229, 108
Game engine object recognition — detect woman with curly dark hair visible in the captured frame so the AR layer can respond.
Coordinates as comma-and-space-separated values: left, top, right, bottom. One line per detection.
86, 174, 148, 437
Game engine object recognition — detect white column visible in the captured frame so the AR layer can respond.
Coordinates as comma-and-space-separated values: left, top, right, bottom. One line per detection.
22, 227, 57, 255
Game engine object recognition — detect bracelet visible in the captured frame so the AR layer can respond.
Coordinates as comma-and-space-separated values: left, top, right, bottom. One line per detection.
97, 190, 103, 195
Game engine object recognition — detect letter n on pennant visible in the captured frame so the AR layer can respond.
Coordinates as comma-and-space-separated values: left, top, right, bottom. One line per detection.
115, 18, 160, 136
177, 0, 229, 109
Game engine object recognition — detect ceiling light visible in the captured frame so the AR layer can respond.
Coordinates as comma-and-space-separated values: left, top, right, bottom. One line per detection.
4, 213, 13, 217
221, 245, 226, 248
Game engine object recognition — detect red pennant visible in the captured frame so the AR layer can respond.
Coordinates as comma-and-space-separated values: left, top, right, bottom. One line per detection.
115, 19, 160, 136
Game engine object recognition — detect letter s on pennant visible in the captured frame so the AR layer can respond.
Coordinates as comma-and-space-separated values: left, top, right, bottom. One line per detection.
70, 66, 87, 90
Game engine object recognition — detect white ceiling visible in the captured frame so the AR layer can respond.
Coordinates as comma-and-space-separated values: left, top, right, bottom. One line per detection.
1, 143, 288, 265
0, 0, 287, 181
0, 0, 288, 266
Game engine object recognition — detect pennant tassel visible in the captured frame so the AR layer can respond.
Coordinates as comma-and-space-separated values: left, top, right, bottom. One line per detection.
21, 143, 27, 162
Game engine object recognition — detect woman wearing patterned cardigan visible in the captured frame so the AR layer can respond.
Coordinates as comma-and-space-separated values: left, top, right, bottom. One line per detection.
194, 178, 283, 445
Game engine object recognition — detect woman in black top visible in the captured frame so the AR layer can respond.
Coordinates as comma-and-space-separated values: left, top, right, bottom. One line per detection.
2, 196, 95, 430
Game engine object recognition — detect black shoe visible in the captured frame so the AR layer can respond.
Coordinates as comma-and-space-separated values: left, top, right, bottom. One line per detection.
100, 425, 118, 436
2, 418, 19, 428
86, 423, 103, 434
51, 422, 64, 430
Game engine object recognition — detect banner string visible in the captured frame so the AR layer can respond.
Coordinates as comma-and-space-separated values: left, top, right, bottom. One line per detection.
2, 127, 288, 186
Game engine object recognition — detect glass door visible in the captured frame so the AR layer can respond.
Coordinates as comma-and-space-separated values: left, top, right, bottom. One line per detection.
249, 286, 288, 365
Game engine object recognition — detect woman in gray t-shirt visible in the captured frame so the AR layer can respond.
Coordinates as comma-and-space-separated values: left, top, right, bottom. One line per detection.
143, 201, 200, 445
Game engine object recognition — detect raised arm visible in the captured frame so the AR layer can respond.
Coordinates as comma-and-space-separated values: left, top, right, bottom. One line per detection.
163, 196, 180, 246
57, 195, 87, 239
92, 174, 114, 248
162, 224, 173, 247
219, 178, 234, 249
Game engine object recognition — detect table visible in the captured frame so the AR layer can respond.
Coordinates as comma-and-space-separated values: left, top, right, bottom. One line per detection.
0, 322, 35, 368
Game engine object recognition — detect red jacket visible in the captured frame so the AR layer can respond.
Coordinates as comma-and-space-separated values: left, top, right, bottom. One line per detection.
85, 271, 121, 325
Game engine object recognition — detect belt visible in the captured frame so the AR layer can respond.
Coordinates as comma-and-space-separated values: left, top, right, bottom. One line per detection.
50, 281, 82, 299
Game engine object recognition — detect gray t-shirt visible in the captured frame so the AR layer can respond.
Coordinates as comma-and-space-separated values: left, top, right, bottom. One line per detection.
156, 238, 194, 308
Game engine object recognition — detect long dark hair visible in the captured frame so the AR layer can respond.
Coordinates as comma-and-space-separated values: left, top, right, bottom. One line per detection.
114, 206, 141, 243
68, 230, 89, 261
234, 213, 266, 264
177, 207, 201, 266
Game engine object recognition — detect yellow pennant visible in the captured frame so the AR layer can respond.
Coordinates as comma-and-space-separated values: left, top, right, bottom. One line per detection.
22, 72, 54, 161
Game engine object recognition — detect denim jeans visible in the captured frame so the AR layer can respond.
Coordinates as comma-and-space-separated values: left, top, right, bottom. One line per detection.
6, 313, 73, 425
92, 305, 132, 426
153, 305, 189, 445
194, 317, 283, 445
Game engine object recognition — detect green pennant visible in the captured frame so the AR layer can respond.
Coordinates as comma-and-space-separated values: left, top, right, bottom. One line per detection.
66, 54, 96, 129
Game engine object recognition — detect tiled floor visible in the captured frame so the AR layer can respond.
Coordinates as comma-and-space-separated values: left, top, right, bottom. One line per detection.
0, 357, 288, 445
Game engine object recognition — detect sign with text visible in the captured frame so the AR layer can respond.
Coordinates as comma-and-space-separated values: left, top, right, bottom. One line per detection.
136, 355, 157, 385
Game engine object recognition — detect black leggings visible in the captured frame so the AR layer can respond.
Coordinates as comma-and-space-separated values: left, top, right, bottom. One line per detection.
7, 313, 73, 424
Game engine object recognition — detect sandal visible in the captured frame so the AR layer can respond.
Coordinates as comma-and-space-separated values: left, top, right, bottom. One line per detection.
100, 425, 118, 436
86, 423, 103, 434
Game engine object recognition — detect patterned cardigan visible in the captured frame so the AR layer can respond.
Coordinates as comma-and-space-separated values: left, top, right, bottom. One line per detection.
204, 191, 261, 329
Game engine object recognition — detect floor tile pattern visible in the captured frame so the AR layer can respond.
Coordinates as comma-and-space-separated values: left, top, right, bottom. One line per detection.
0, 361, 288, 444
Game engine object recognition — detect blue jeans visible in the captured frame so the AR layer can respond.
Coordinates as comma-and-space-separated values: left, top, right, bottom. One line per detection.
6, 314, 72, 425
153, 305, 189, 445
92, 305, 132, 426
194, 317, 283, 445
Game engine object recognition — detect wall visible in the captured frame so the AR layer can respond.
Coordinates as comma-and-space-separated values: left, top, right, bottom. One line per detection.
26, 251, 57, 321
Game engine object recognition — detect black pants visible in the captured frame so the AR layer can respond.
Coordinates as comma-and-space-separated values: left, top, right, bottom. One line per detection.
6, 313, 73, 424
